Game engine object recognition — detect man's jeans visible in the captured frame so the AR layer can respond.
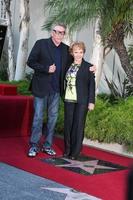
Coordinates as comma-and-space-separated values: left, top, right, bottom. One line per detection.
30, 93, 60, 148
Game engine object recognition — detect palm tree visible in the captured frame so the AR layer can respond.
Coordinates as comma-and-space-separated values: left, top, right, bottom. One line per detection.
3, 0, 30, 81
3, 0, 15, 81
43, 0, 133, 84
14, 0, 30, 80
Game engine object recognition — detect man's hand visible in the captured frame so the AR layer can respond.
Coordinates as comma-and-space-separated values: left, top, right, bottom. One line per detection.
90, 65, 96, 73
88, 103, 95, 111
49, 64, 56, 73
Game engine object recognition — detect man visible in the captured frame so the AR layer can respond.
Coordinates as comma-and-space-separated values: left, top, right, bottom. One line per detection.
27, 23, 95, 157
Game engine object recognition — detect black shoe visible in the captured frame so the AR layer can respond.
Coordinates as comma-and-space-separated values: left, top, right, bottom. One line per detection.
69, 155, 78, 160
63, 149, 70, 158
63, 153, 70, 158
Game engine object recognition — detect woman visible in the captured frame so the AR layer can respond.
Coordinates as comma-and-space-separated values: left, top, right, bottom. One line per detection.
63, 41, 95, 160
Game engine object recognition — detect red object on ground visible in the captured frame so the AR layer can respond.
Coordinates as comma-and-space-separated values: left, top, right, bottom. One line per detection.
0, 84, 17, 95
0, 95, 33, 137
0, 136, 132, 200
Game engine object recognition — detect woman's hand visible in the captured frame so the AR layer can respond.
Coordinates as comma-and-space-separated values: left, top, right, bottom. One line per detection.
88, 103, 95, 111
90, 65, 96, 73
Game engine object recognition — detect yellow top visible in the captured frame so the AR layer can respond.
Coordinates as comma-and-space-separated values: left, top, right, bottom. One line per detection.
65, 63, 80, 102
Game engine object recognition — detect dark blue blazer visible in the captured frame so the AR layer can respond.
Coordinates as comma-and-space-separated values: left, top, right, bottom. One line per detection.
27, 38, 71, 97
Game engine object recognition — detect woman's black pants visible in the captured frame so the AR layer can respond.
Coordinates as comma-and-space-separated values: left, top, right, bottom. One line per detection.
64, 102, 88, 157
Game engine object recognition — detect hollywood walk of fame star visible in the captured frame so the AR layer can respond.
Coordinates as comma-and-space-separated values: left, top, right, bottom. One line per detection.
40, 187, 102, 200
56, 158, 117, 174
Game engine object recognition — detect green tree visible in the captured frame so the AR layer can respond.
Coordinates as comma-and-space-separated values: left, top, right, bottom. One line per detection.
44, 0, 133, 84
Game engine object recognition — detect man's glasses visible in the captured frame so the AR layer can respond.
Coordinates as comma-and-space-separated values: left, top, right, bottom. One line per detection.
53, 30, 65, 36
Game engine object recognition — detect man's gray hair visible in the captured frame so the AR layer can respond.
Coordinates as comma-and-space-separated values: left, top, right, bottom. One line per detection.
51, 23, 67, 31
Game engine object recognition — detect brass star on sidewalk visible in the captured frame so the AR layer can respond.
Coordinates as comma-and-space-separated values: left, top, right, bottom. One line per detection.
57, 158, 116, 174
41, 155, 127, 175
